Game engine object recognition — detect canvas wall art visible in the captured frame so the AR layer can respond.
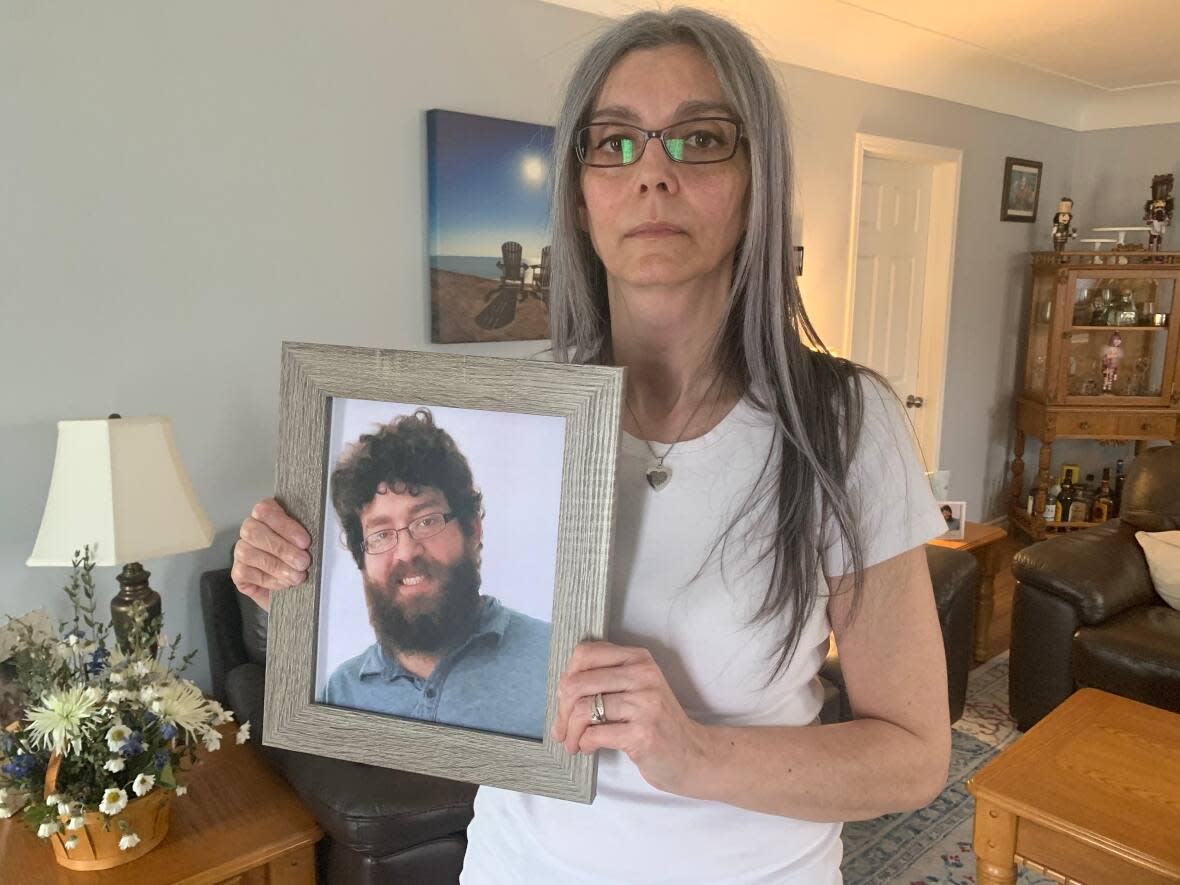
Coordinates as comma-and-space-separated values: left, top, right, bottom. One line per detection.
427, 110, 555, 344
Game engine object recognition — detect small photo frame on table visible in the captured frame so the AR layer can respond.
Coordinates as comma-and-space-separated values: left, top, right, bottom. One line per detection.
1000, 156, 1043, 222
936, 500, 967, 541
262, 342, 623, 803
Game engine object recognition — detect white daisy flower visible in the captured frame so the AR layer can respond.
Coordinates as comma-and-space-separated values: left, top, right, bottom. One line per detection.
150, 700, 163, 715
139, 686, 157, 704
64, 835, 79, 850
67, 633, 80, 647
207, 699, 234, 725
98, 788, 128, 816
105, 689, 126, 704
37, 820, 60, 838
236, 722, 251, 744
134, 661, 152, 677
132, 773, 155, 797
202, 728, 222, 752
45, 792, 63, 805
108, 670, 124, 685
57, 801, 71, 816
68, 815, 85, 830
104, 757, 125, 773
118, 832, 140, 851
106, 723, 131, 752
25, 685, 103, 755
175, 785, 187, 797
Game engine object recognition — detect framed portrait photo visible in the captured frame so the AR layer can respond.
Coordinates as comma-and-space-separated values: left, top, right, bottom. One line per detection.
1000, 156, 1043, 222
263, 343, 623, 803
935, 500, 967, 541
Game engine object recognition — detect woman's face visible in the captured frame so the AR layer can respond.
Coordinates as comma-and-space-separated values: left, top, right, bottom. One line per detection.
578, 44, 750, 291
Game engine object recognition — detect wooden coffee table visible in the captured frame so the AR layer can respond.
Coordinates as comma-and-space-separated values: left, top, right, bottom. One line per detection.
0, 724, 322, 884
929, 520, 1007, 663
968, 688, 1180, 884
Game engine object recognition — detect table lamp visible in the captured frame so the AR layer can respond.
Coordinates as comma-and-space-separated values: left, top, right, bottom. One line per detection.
27, 414, 214, 650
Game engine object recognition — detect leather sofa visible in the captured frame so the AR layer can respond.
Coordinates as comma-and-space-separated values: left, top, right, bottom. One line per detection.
201, 543, 978, 884
1009, 444, 1180, 732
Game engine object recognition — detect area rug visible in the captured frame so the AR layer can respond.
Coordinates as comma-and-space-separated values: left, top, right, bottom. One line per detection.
840, 653, 1056, 884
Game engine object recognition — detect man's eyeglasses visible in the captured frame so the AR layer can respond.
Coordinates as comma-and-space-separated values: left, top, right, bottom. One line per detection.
361, 512, 456, 556
575, 117, 743, 168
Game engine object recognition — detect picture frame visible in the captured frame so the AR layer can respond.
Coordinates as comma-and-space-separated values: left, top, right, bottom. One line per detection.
262, 342, 623, 803
935, 500, 967, 541
427, 109, 555, 344
1000, 156, 1043, 223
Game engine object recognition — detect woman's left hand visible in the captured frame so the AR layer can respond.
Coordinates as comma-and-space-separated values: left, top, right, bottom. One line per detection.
550, 640, 713, 795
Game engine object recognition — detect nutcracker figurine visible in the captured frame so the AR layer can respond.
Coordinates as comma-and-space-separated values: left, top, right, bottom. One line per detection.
1051, 197, 1076, 252
1143, 174, 1174, 251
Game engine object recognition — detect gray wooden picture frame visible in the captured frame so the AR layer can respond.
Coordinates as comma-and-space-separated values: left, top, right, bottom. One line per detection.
262, 342, 623, 803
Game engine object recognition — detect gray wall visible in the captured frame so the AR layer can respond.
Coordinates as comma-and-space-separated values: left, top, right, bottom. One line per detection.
0, 0, 1165, 691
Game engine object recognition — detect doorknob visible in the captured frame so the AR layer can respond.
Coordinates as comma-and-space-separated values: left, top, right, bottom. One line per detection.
905, 395, 924, 409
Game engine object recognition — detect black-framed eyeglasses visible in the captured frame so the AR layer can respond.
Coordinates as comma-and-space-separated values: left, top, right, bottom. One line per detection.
360, 512, 456, 556
575, 117, 743, 167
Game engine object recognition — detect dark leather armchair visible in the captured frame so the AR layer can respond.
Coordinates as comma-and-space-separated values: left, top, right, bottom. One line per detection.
202, 545, 977, 884
1009, 444, 1180, 732
820, 545, 979, 725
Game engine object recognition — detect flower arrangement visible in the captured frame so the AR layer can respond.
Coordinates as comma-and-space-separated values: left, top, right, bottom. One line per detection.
0, 546, 249, 857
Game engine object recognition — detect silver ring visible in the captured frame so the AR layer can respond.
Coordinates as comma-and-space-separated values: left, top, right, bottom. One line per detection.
589, 692, 607, 725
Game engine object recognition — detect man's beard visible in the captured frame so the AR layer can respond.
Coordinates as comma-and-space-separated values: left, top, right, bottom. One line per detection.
362, 549, 483, 656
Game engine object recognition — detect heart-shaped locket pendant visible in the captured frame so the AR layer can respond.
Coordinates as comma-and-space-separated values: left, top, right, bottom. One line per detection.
646, 464, 672, 491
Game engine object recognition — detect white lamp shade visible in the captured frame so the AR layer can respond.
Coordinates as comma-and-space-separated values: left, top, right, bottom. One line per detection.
27, 416, 214, 567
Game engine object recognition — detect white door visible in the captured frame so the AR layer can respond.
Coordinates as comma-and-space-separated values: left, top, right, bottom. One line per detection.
849, 155, 937, 461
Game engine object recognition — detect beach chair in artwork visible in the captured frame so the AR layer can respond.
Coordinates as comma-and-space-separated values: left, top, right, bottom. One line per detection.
476, 241, 528, 330
527, 246, 551, 307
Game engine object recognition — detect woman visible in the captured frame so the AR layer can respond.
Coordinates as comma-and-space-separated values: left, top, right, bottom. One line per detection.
232, 9, 951, 883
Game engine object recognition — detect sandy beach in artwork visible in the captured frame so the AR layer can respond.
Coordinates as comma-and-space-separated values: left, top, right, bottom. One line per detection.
431, 268, 550, 344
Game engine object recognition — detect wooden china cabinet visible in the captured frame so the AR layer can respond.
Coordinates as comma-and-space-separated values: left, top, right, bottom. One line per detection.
1009, 250, 1180, 540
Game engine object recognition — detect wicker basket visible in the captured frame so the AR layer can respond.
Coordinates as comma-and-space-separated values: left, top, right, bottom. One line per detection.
44, 751, 173, 871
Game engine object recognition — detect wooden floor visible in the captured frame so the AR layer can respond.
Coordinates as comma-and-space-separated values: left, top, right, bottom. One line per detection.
972, 533, 1030, 667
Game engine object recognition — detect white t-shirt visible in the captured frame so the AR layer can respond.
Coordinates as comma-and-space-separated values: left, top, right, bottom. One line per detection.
460, 377, 947, 884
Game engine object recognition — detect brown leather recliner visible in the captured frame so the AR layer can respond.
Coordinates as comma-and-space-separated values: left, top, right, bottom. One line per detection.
1009, 444, 1180, 732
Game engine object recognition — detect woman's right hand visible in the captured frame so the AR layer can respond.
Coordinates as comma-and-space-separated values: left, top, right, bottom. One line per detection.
231, 497, 312, 612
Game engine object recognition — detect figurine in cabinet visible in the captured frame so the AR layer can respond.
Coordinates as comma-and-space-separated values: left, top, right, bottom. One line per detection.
1101, 332, 1124, 393
1052, 198, 1077, 252
1143, 174, 1174, 251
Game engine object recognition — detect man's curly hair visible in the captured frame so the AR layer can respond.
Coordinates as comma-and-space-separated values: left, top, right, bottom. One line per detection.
330, 409, 483, 569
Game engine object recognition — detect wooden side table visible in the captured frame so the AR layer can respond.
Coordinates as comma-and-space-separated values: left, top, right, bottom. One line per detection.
0, 724, 323, 884
968, 688, 1180, 884
928, 520, 1007, 664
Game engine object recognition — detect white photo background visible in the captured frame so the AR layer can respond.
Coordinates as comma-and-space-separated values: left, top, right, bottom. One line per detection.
314, 397, 567, 698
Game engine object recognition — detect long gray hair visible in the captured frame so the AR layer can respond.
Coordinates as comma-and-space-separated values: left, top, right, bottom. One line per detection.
549, 7, 876, 678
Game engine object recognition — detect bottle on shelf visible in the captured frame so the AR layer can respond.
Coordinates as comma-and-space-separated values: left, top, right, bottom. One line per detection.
1043, 478, 1062, 521
1057, 482, 1075, 523
1042, 488, 1058, 522
1093, 468, 1114, 522
1067, 475, 1095, 522
1113, 459, 1126, 517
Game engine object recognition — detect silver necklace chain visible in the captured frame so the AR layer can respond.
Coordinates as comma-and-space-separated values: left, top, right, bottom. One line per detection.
626, 374, 723, 490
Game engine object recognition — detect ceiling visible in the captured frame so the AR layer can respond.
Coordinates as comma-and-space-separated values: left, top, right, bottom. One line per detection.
540, 0, 1180, 130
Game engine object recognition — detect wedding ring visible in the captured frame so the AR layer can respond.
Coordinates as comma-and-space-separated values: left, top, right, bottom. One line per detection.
589, 692, 607, 725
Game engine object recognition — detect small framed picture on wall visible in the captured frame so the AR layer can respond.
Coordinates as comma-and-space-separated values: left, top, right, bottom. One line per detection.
1001, 156, 1043, 222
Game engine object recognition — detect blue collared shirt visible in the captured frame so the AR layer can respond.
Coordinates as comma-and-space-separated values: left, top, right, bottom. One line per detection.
322, 596, 551, 740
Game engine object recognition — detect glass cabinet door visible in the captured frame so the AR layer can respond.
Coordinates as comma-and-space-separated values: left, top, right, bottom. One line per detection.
1024, 269, 1056, 398
1062, 273, 1176, 403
